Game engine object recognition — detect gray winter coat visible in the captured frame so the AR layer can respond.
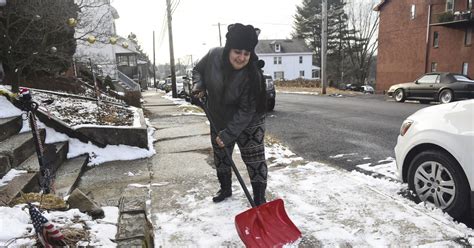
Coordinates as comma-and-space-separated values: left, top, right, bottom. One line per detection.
192, 47, 262, 145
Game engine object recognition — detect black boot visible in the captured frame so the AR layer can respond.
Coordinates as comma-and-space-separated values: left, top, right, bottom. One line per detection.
251, 182, 267, 206
213, 172, 232, 203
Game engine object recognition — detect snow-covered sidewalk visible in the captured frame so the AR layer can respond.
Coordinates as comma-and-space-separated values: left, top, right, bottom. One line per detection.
143, 90, 474, 246
152, 139, 474, 247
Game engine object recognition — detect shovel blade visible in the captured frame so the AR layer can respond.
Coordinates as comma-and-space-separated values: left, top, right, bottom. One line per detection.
235, 199, 301, 247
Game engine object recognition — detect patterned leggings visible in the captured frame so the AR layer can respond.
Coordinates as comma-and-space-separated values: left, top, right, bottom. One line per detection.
211, 115, 268, 183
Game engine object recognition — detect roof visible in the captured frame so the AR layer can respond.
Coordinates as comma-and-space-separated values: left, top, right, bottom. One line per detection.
113, 36, 140, 54
373, 0, 388, 11
255, 39, 312, 54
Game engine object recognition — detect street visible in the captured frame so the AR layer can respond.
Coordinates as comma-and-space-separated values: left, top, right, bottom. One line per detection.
266, 93, 427, 172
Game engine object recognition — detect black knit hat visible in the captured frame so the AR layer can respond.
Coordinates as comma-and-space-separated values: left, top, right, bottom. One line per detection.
225, 23, 260, 53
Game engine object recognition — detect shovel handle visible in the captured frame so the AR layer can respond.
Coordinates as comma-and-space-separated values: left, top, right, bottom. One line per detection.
197, 97, 256, 208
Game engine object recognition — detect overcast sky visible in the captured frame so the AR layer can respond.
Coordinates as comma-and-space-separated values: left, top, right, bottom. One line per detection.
112, 0, 300, 65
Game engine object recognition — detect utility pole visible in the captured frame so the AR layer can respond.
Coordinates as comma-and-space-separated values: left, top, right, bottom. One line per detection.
321, 0, 328, 95
218, 22, 222, 46
153, 30, 157, 88
213, 22, 225, 46
166, 0, 177, 98
89, 58, 101, 106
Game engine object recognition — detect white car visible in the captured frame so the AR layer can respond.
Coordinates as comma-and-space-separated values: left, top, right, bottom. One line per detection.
360, 85, 374, 94
395, 99, 474, 219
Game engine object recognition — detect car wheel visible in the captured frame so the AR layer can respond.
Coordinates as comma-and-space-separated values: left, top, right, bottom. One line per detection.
439, 89, 454, 104
267, 99, 275, 111
394, 89, 405, 102
407, 150, 469, 219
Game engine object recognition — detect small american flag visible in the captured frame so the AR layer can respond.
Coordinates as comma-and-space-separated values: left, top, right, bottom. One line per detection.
28, 203, 65, 247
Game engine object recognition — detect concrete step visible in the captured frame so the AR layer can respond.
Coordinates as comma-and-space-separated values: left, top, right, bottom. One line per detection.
54, 155, 88, 198
0, 116, 22, 143
0, 142, 71, 205
16, 142, 69, 175
0, 154, 11, 178
0, 129, 46, 169
0, 172, 38, 206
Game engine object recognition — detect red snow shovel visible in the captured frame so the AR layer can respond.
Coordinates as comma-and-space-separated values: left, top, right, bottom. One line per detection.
198, 97, 301, 247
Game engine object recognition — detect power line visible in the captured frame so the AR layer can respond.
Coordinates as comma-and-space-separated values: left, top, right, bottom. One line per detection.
171, 0, 181, 15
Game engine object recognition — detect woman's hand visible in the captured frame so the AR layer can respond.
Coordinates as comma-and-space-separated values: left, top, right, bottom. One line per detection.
216, 136, 225, 148
192, 90, 205, 99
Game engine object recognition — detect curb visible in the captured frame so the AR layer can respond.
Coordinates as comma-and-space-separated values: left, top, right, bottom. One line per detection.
116, 196, 154, 247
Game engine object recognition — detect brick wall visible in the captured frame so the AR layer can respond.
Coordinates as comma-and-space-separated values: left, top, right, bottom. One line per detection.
376, 0, 473, 92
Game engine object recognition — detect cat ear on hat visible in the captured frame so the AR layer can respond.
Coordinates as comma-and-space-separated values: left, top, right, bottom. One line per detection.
255, 28, 261, 37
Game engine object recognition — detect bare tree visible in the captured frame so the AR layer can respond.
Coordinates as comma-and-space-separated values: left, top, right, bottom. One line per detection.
0, 0, 116, 92
74, 0, 116, 43
0, 0, 78, 92
345, 0, 379, 86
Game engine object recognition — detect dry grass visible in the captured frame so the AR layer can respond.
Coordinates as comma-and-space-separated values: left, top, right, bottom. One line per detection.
179, 104, 203, 113
11, 193, 67, 210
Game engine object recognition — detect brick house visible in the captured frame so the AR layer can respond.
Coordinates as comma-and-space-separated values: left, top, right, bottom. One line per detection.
374, 0, 473, 92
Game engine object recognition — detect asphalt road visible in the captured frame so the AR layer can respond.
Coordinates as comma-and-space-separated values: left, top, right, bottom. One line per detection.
266, 93, 429, 172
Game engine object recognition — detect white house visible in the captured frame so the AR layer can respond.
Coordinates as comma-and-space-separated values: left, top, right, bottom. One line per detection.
74, 0, 142, 91
255, 39, 317, 80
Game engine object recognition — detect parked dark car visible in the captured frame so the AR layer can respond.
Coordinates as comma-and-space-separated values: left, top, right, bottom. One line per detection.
183, 75, 195, 103
344, 84, 359, 91
387, 72, 474, 104
163, 76, 186, 97
264, 74, 276, 111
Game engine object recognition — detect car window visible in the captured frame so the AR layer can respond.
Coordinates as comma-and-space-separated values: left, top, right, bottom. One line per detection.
454, 75, 474, 83
417, 74, 439, 84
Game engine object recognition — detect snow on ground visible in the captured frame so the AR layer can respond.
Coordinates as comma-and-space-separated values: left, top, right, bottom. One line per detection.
0, 94, 22, 118
151, 93, 474, 246
153, 140, 474, 246
0, 88, 149, 244
276, 90, 320, 95
0, 205, 119, 247
0, 169, 27, 187
162, 91, 206, 116
3, 87, 474, 246
0, 89, 156, 166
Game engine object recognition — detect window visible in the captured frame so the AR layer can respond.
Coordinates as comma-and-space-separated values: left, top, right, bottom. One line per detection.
465, 28, 472, 46
462, 63, 469, 75
299, 56, 303, 64
299, 70, 305, 77
454, 74, 473, 82
431, 62, 438, 72
446, 0, 454, 11
275, 43, 281, 52
410, 4, 416, 19
274, 71, 284, 80
117, 55, 128, 66
273, 57, 282, 64
129, 55, 137, 66
469, 0, 473, 9
418, 74, 439, 84
433, 32, 439, 47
